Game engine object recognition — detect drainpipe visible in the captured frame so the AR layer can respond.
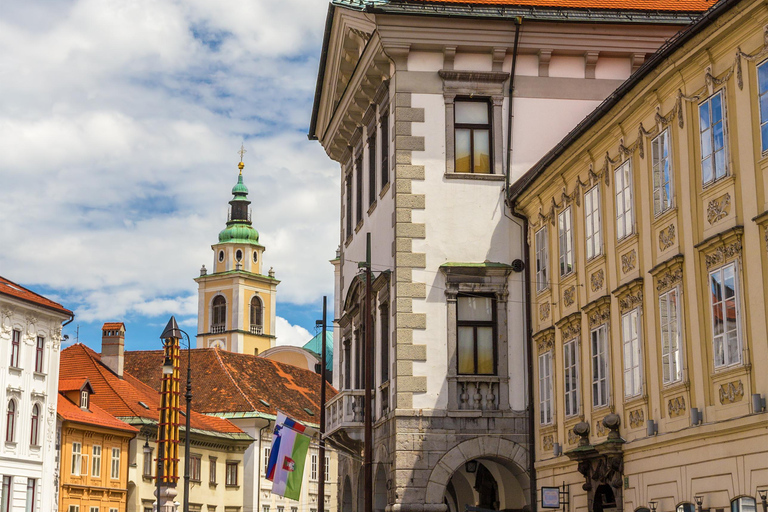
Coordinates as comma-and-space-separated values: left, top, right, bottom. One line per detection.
505, 17, 522, 193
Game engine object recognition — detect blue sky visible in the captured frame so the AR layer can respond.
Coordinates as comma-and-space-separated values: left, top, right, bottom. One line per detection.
0, 0, 338, 351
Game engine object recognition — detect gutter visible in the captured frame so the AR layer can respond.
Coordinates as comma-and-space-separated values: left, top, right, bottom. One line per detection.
505, 17, 522, 194
308, 4, 337, 141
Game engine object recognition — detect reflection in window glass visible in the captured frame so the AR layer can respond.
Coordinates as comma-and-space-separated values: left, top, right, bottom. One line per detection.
731, 497, 756, 512
659, 288, 682, 384
559, 207, 574, 276
710, 262, 741, 367
699, 91, 727, 185
652, 130, 673, 214
454, 101, 491, 174
456, 296, 495, 375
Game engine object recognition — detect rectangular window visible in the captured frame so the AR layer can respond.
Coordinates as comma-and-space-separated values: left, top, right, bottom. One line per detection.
226, 461, 238, 486
191, 455, 201, 482
622, 309, 643, 398
1, 477, 10, 512
89, 508, 98, 512
454, 100, 491, 173
368, 133, 377, 206
263, 447, 271, 475
311, 453, 318, 481
759, 60, 768, 152
34, 336, 44, 373
659, 288, 682, 384
325, 455, 330, 482
591, 324, 610, 408
535, 227, 549, 292
700, 90, 727, 185
92, 445, 102, 477
710, 262, 741, 367
355, 155, 363, 225
142, 447, 152, 477
558, 207, 574, 276
584, 186, 602, 259
456, 295, 496, 375
345, 175, 352, 239
277, 507, 284, 512
563, 339, 579, 417
614, 160, 634, 240
110, 448, 120, 479
652, 130, 673, 214
25, 479, 35, 512
262, 507, 270, 512
538, 351, 553, 425
69, 507, 79, 512
209, 457, 217, 484
380, 302, 389, 384
10, 330, 20, 368
71, 442, 82, 476
381, 114, 389, 188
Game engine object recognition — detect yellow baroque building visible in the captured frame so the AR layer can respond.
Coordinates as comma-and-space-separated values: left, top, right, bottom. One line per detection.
510, 1, 768, 512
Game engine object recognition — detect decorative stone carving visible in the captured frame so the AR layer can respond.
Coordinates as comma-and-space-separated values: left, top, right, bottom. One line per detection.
656, 267, 683, 292
567, 428, 580, 445
537, 331, 555, 353
719, 380, 744, 404
590, 270, 604, 292
588, 308, 610, 328
621, 250, 637, 273
573, 421, 590, 447
628, 409, 644, 428
659, 224, 676, 251
707, 193, 731, 224
595, 418, 608, 437
705, 241, 742, 269
542, 434, 554, 451
561, 323, 580, 341
564, 286, 576, 307
47, 405, 56, 442
540, 302, 550, 321
618, 290, 643, 312
668, 396, 686, 417
603, 413, 621, 440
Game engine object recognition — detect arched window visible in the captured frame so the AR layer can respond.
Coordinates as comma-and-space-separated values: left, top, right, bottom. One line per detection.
731, 497, 757, 512
212, 296, 227, 333
678, 504, 696, 512
6, 400, 16, 443
30, 404, 39, 446
250, 296, 263, 334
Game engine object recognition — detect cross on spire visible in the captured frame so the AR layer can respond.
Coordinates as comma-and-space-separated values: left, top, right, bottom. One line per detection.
238, 143, 247, 163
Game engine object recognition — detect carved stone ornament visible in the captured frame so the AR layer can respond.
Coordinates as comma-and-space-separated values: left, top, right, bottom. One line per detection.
567, 428, 580, 445
764, 227, 768, 252
542, 434, 554, 451
573, 421, 590, 447
47, 405, 56, 443
540, 302, 550, 321
668, 396, 686, 417
564, 286, 576, 307
621, 250, 637, 273
707, 193, 731, 225
659, 224, 676, 251
588, 308, 610, 328
537, 332, 555, 354
591, 270, 604, 292
628, 408, 644, 428
656, 267, 683, 292
619, 290, 643, 312
561, 323, 580, 341
719, 380, 744, 404
705, 241, 742, 269
595, 418, 608, 437
0, 308, 12, 340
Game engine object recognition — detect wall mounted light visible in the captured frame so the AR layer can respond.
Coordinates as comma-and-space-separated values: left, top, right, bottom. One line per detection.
758, 489, 767, 512
465, 460, 478, 473
691, 408, 702, 426
647, 419, 658, 436
752, 394, 766, 413
649, 501, 657, 512
695, 495, 703, 512
553, 443, 562, 457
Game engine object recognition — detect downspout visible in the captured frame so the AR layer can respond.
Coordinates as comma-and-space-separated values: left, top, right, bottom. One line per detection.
505, 17, 522, 193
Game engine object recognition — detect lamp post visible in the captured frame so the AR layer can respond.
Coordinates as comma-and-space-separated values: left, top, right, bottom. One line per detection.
695, 496, 703, 512
758, 490, 767, 512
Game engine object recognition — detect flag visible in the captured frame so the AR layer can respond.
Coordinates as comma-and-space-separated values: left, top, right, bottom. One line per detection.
269, 413, 311, 500
266, 412, 307, 481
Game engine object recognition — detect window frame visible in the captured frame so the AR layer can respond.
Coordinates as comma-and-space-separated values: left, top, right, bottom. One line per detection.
25, 478, 36, 512
2, 477, 11, 512
92, 445, 102, 477
591, 324, 610, 408
263, 447, 270, 475
212, 295, 226, 332
456, 294, 497, 376
34, 336, 44, 373
345, 172, 353, 239
368, 131, 377, 206
614, 160, 634, 241
355, 155, 363, 226
659, 287, 683, 384
30, 404, 40, 447
142, 445, 151, 478
758, 59, 768, 153
225, 461, 238, 487
310, 453, 318, 481
731, 497, 757, 512
652, 129, 674, 215
699, 89, 728, 186
71, 442, 82, 476
250, 296, 263, 333
209, 456, 217, 484
380, 114, 390, 188
710, 261, 742, 368
558, 207, 574, 277
453, 98, 493, 174
538, 351, 553, 425
110, 447, 120, 480
10, 330, 20, 368
563, 338, 580, 418
584, 185, 602, 260
535, 226, 549, 292
621, 308, 643, 399
5, 400, 15, 443
190, 454, 202, 482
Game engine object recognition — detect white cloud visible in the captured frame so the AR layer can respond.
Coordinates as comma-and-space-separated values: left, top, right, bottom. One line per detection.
274, 316, 312, 348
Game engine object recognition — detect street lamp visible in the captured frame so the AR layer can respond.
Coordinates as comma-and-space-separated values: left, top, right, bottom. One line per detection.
758, 489, 767, 512
695, 496, 703, 512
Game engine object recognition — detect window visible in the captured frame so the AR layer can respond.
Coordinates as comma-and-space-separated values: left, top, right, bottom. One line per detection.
699, 90, 727, 185
1, 477, 10, 512
68, 507, 79, 512
535, 227, 549, 292
759, 61, 768, 152
71, 442, 82, 476
250, 296, 263, 334
5, 400, 15, 443
34, 336, 44, 373
277, 507, 284, 512
381, 114, 389, 188
659, 288, 682, 384
292, 508, 298, 512
190, 455, 201, 482
212, 296, 226, 333
591, 324, 610, 408
355, 155, 363, 225
89, 508, 99, 512
324, 455, 330, 482
209, 457, 217, 484
142, 446, 151, 477
652, 130, 673, 214
710, 262, 741, 367
455, 100, 491, 173
262, 507, 270, 512
456, 295, 496, 375
226, 461, 238, 486
731, 497, 757, 512
110, 447, 120, 479
622, 308, 642, 398
368, 132, 377, 206
345, 174, 352, 238
678, 504, 696, 512
380, 303, 389, 384
584, 185, 602, 259
93, 445, 102, 476
311, 453, 318, 480
615, 160, 634, 240
10, 330, 20, 368
263, 447, 270, 475
25, 478, 35, 512
80, 389, 89, 409
538, 351, 553, 425
30, 404, 40, 446
563, 339, 580, 417
110, 509, 118, 512
558, 207, 574, 276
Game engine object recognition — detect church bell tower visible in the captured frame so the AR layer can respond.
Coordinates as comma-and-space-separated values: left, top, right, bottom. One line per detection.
195, 156, 279, 355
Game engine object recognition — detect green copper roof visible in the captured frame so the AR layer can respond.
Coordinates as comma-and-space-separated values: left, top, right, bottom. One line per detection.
232, 172, 249, 196
218, 167, 260, 245
218, 224, 260, 244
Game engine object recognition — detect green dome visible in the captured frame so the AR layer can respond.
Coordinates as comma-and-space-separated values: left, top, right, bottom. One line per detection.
218, 224, 260, 244
232, 173, 249, 195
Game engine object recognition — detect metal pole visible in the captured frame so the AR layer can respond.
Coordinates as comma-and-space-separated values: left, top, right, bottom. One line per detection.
364, 233, 373, 512
184, 335, 192, 512
318, 296, 327, 512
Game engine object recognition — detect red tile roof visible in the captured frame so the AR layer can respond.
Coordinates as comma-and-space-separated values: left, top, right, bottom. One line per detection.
60, 344, 244, 435
0, 276, 73, 316
406, 0, 714, 10
59, 378, 92, 393
124, 348, 337, 426
57, 394, 138, 433
102, 322, 125, 331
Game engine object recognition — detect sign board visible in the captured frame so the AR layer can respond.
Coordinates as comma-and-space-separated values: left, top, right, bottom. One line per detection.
542, 487, 561, 509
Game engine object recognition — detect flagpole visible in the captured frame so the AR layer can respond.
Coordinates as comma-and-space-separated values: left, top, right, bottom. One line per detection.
364, 233, 373, 512
318, 295, 327, 512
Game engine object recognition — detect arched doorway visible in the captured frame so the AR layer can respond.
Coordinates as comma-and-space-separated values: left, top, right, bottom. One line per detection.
342, 476, 353, 512
593, 484, 617, 512
374, 465, 387, 512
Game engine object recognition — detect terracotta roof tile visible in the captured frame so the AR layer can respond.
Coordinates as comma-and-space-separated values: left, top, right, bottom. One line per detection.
402, 0, 714, 10
60, 344, 243, 435
124, 348, 337, 425
57, 394, 138, 433
102, 322, 125, 330
59, 378, 92, 393
0, 276, 73, 316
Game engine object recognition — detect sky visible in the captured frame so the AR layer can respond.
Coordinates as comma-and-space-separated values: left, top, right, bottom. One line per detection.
0, 0, 339, 351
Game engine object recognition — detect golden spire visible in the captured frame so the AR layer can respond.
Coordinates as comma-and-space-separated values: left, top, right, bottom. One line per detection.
237, 143, 246, 172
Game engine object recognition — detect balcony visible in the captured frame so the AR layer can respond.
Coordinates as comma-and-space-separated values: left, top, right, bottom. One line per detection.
250, 325, 263, 335
448, 375, 504, 411
211, 325, 225, 334
325, 390, 365, 446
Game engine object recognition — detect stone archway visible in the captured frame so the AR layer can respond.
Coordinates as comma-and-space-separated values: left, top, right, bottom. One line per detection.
342, 476, 353, 512
375, 464, 388, 512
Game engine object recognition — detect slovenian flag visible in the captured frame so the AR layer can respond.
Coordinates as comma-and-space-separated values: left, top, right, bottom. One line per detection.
267, 413, 311, 500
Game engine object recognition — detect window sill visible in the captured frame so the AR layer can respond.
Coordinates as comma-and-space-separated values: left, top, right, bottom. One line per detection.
142, 475, 153, 482
8, 367, 21, 375
32, 371, 46, 379
379, 181, 391, 199
191, 479, 202, 484
209, 482, 218, 488
653, 205, 677, 225
702, 173, 734, 193
5, 441, 16, 447
344, 234, 352, 248
367, 201, 377, 216
354, 220, 364, 234
225, 485, 240, 489
616, 232, 638, 252
444, 172, 505, 181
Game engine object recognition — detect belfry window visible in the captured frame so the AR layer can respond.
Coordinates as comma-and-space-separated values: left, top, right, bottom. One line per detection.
212, 296, 226, 333
250, 296, 263, 335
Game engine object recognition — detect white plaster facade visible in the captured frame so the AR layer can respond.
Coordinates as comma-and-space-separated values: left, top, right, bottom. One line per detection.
0, 280, 73, 511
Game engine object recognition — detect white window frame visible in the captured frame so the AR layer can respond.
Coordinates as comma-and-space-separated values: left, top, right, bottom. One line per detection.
263, 447, 270, 475
652, 129, 674, 215
310, 453, 318, 481
614, 160, 634, 240
535, 226, 549, 292
584, 185, 602, 260
558, 207, 574, 277
759, 60, 768, 153
92, 445, 101, 477
71, 442, 82, 476
538, 351, 553, 425
710, 261, 742, 368
699, 90, 728, 186
563, 338, 580, 417
324, 455, 330, 482
659, 287, 683, 384
110, 448, 120, 480
591, 324, 610, 408
622, 308, 643, 399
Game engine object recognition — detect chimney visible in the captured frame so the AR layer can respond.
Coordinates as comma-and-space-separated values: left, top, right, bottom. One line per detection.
101, 322, 126, 377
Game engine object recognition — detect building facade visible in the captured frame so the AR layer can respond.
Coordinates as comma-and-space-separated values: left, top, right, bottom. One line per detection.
511, 1, 768, 511
309, 1, 711, 511
0, 276, 73, 511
